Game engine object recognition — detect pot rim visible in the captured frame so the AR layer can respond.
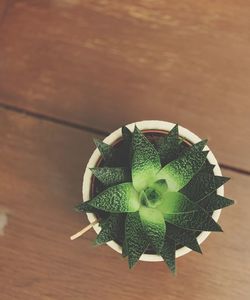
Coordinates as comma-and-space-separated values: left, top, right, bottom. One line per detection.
82, 120, 223, 262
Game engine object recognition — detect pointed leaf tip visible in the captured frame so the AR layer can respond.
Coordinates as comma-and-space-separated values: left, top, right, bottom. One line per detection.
125, 212, 149, 269
164, 209, 223, 232
171, 124, 179, 133
90, 167, 129, 186
165, 223, 202, 253
93, 138, 114, 163
198, 192, 235, 211
74, 201, 97, 213
95, 214, 125, 245
195, 139, 208, 151
160, 237, 176, 274
157, 141, 208, 191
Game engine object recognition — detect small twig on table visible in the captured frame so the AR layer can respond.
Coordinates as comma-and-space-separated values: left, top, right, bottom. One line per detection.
70, 219, 99, 240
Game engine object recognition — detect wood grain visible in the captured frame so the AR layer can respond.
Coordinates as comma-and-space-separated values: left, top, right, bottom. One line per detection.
0, 1, 250, 170
0, 108, 249, 300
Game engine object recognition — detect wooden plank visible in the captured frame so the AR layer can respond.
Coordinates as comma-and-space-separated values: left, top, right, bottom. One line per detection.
0, 1, 250, 170
0, 0, 7, 19
0, 108, 249, 300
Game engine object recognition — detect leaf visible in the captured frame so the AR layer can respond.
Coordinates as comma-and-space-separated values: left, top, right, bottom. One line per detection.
75, 201, 97, 213
164, 209, 222, 232
95, 214, 125, 245
139, 206, 166, 253
181, 174, 230, 202
122, 126, 133, 166
90, 167, 130, 186
132, 126, 161, 192
198, 192, 234, 211
122, 238, 128, 257
178, 139, 207, 156
155, 124, 180, 165
157, 142, 208, 191
157, 192, 203, 215
125, 212, 149, 268
89, 183, 140, 213
122, 126, 132, 147
160, 236, 176, 274
193, 139, 208, 152
166, 223, 202, 253
200, 162, 215, 174
74, 201, 109, 220
94, 139, 114, 164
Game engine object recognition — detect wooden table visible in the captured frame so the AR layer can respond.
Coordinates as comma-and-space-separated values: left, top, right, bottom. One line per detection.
0, 1, 250, 299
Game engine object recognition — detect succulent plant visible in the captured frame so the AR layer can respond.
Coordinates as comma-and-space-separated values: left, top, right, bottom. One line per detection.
76, 125, 234, 274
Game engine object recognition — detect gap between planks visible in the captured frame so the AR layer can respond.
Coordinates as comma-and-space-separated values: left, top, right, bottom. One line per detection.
0, 101, 249, 177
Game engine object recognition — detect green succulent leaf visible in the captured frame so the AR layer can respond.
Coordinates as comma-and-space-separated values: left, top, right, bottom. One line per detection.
192, 139, 208, 152
75, 201, 97, 213
160, 236, 176, 274
122, 126, 132, 147
178, 139, 207, 156
181, 173, 230, 202
200, 162, 215, 174
132, 126, 161, 192
121, 126, 133, 165
75, 201, 109, 220
166, 223, 202, 253
122, 238, 128, 257
94, 139, 114, 164
158, 192, 202, 215
164, 209, 222, 232
91, 167, 130, 186
95, 214, 125, 245
155, 124, 180, 165
77, 126, 236, 274
125, 212, 149, 268
198, 192, 234, 211
89, 183, 140, 213
139, 206, 166, 253
157, 141, 208, 191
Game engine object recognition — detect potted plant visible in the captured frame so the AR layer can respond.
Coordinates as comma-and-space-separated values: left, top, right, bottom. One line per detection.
71, 120, 234, 274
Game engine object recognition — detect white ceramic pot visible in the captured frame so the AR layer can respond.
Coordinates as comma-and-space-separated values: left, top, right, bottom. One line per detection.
82, 120, 223, 262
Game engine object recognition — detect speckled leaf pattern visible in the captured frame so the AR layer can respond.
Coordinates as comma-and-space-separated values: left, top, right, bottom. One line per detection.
91, 167, 130, 186
122, 238, 128, 257
164, 209, 222, 232
155, 124, 180, 165
160, 236, 176, 274
139, 206, 166, 253
181, 173, 230, 202
166, 223, 202, 253
178, 139, 207, 156
158, 192, 203, 215
94, 139, 114, 163
198, 192, 234, 211
89, 183, 140, 212
95, 214, 125, 245
122, 126, 133, 167
157, 142, 208, 191
122, 126, 132, 148
125, 212, 149, 268
192, 139, 208, 152
200, 162, 215, 174
132, 126, 161, 192
75, 201, 97, 213
75, 201, 109, 220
